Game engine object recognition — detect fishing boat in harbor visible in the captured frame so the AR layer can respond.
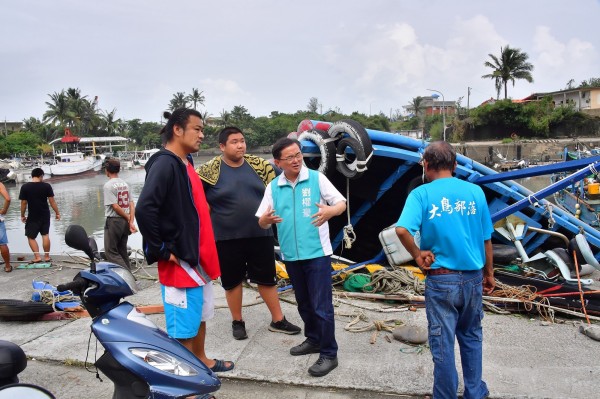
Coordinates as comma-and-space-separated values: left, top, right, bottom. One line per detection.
135, 148, 160, 167
551, 145, 600, 228
291, 119, 600, 317
40, 128, 130, 178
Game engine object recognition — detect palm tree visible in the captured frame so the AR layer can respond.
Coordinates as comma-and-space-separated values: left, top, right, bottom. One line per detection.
43, 91, 72, 127
219, 109, 231, 126
169, 92, 189, 111
101, 109, 122, 136
482, 45, 534, 99
186, 88, 205, 110
408, 96, 425, 119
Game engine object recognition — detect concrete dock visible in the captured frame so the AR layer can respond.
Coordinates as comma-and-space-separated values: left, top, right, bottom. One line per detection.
1, 256, 600, 398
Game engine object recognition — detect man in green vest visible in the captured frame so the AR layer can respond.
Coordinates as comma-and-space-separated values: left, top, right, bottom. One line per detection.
257, 137, 346, 377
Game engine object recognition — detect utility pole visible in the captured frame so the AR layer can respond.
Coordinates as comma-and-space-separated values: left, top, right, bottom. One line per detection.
467, 87, 472, 115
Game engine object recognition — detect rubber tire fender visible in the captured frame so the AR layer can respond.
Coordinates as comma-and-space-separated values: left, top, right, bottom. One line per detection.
492, 244, 519, 265
0, 299, 54, 321
335, 137, 367, 179
327, 119, 373, 168
297, 129, 336, 176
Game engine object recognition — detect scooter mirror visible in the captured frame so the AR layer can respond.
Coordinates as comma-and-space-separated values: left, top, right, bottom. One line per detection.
0, 384, 55, 399
65, 225, 95, 261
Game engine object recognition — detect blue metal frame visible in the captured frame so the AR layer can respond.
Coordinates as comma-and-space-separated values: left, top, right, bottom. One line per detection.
301, 120, 600, 261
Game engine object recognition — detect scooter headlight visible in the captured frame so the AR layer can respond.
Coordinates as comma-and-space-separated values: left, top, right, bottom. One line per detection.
130, 348, 198, 376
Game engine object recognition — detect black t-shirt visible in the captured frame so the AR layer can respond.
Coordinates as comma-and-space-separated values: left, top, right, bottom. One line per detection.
203, 160, 273, 241
19, 182, 54, 219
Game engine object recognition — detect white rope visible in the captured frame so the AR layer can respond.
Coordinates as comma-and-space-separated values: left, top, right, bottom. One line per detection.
343, 178, 356, 249
527, 194, 540, 207
545, 203, 555, 229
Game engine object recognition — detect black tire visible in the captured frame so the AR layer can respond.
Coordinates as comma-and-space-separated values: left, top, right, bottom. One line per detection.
0, 299, 54, 321
492, 244, 519, 265
297, 129, 337, 176
327, 119, 373, 169
552, 247, 578, 272
336, 137, 367, 179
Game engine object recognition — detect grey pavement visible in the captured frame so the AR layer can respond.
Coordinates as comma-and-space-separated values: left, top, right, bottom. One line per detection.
1, 257, 600, 398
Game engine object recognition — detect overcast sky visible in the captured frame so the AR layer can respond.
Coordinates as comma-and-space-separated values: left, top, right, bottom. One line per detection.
2, 0, 599, 124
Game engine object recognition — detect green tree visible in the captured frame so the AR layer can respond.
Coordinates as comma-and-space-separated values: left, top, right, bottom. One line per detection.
580, 77, 600, 88
43, 91, 72, 128
5, 132, 43, 156
100, 109, 122, 136
230, 105, 253, 128
307, 97, 320, 113
186, 88, 205, 110
482, 45, 534, 99
219, 109, 231, 127
169, 92, 188, 110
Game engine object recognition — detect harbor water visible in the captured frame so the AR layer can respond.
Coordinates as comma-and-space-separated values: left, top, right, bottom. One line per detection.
1, 158, 553, 256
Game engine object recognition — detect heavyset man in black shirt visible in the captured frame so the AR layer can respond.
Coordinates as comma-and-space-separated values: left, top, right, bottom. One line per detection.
198, 127, 301, 340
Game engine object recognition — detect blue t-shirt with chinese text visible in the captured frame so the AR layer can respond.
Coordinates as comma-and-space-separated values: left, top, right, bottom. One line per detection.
397, 177, 493, 271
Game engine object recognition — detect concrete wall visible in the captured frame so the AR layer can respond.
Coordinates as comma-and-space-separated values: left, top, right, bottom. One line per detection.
453, 138, 600, 165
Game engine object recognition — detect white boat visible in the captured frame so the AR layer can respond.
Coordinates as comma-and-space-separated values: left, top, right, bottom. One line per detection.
41, 152, 105, 176
136, 149, 160, 166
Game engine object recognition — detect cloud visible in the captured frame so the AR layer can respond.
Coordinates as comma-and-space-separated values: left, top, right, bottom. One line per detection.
533, 26, 598, 89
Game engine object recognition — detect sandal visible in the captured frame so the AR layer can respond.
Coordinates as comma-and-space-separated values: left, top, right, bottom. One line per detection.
3, 265, 12, 273
209, 359, 234, 372
28, 259, 43, 264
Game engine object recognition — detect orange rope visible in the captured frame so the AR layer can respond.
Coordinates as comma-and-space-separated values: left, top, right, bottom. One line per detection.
572, 250, 591, 325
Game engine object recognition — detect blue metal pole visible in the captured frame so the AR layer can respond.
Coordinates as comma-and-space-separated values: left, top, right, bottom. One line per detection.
491, 160, 600, 222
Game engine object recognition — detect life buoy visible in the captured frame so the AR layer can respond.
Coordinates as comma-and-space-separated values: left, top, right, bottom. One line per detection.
297, 119, 314, 134
335, 137, 367, 179
327, 119, 373, 170
297, 129, 336, 176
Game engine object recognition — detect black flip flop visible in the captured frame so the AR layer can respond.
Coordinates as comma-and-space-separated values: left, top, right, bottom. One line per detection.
3, 265, 12, 273
209, 359, 234, 372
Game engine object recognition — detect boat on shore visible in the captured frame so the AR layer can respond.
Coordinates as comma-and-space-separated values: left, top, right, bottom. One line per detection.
41, 151, 104, 177
37, 128, 130, 179
291, 119, 600, 317
135, 148, 160, 167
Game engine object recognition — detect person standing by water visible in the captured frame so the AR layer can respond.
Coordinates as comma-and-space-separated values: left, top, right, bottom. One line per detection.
103, 158, 137, 270
136, 108, 234, 373
395, 141, 494, 399
0, 182, 12, 272
19, 168, 60, 263
256, 137, 346, 377
197, 126, 301, 340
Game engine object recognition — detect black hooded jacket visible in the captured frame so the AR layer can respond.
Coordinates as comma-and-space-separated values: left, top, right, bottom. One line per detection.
136, 149, 200, 266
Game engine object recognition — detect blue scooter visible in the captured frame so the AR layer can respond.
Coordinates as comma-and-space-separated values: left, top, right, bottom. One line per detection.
57, 225, 220, 399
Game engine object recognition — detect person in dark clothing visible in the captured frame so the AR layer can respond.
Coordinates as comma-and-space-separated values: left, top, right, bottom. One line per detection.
136, 108, 233, 373
198, 126, 300, 340
19, 168, 60, 263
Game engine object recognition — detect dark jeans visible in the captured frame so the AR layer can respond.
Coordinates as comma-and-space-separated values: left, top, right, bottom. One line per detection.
285, 256, 337, 358
104, 217, 131, 269
425, 269, 489, 399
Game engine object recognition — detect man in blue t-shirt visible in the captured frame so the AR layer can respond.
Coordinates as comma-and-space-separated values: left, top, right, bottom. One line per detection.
396, 141, 494, 399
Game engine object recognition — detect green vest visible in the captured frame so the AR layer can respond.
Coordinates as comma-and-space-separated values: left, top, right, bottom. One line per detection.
272, 169, 325, 261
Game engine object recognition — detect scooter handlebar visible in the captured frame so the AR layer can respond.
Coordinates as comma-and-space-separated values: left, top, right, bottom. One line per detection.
57, 277, 88, 294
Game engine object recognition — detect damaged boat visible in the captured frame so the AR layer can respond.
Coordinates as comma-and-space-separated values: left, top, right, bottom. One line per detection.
290, 118, 600, 318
